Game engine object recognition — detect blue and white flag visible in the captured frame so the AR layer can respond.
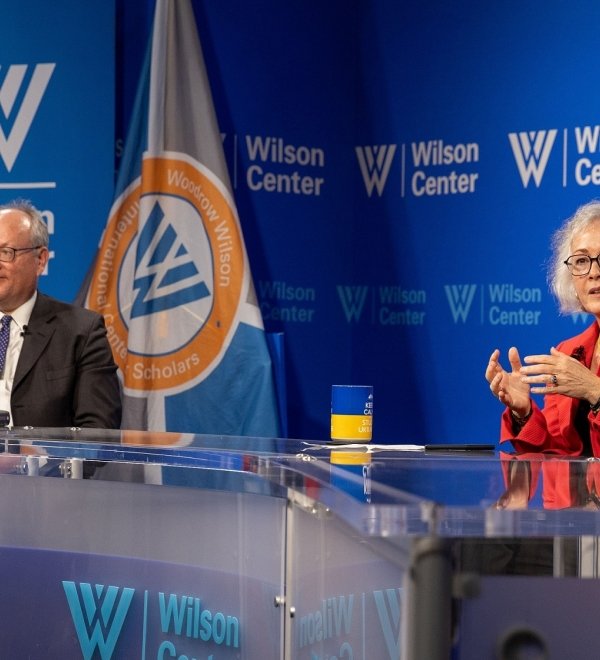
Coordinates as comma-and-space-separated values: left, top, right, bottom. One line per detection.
85, 0, 280, 436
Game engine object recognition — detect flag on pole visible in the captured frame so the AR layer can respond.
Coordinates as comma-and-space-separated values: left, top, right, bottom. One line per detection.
84, 0, 281, 436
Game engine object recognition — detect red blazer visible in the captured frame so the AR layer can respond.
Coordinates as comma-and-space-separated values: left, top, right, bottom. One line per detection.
498, 453, 594, 509
500, 322, 600, 456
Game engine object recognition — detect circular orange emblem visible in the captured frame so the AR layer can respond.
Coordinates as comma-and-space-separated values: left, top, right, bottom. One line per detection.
88, 154, 247, 394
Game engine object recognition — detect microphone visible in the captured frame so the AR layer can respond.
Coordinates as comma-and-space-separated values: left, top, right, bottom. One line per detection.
20, 325, 29, 338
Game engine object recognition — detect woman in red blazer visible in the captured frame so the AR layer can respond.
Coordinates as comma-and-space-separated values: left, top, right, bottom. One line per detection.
486, 200, 600, 457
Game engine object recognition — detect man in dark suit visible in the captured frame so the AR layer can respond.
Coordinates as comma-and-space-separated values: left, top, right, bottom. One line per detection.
0, 200, 121, 429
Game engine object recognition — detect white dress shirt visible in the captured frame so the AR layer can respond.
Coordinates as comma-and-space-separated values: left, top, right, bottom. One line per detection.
0, 292, 37, 426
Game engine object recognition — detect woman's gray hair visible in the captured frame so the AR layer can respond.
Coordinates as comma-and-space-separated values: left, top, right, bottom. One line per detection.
550, 199, 600, 313
0, 199, 49, 248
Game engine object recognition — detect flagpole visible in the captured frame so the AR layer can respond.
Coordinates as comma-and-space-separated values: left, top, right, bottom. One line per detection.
148, 0, 167, 155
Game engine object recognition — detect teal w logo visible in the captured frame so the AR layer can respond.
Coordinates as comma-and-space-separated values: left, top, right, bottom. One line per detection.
444, 284, 477, 323
63, 581, 135, 659
337, 285, 369, 322
374, 588, 402, 660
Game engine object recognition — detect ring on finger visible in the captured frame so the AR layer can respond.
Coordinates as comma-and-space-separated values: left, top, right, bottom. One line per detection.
551, 374, 558, 387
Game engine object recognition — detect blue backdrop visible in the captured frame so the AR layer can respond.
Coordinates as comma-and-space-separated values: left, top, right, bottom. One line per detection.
0, 0, 114, 299
5, 0, 600, 444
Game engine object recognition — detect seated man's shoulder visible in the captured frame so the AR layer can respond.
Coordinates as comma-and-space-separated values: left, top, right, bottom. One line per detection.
37, 293, 103, 325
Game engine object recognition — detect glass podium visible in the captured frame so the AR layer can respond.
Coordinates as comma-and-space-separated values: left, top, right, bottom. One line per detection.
0, 428, 596, 659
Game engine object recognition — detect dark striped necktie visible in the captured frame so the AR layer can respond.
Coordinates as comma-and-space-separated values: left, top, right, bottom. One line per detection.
0, 316, 12, 377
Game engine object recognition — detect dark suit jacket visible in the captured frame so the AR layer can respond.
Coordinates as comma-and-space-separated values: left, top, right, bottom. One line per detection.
500, 322, 600, 456
10, 292, 122, 429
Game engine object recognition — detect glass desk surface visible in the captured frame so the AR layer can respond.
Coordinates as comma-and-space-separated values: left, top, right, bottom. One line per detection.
0, 427, 599, 539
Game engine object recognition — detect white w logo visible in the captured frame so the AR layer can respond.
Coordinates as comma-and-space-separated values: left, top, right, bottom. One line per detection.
63, 581, 135, 660
355, 145, 397, 196
132, 200, 209, 319
0, 63, 55, 172
444, 284, 477, 323
337, 285, 369, 322
508, 129, 557, 188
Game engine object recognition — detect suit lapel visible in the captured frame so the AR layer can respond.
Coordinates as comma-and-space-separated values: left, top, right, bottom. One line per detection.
12, 294, 57, 391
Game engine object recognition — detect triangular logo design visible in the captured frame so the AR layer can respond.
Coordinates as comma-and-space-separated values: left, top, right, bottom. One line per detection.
132, 200, 210, 319
444, 284, 477, 323
374, 588, 402, 660
508, 129, 557, 188
63, 581, 135, 660
0, 63, 55, 171
355, 145, 397, 196
337, 285, 369, 322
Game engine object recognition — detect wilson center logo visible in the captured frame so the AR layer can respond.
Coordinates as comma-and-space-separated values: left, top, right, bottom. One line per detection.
355, 145, 397, 196
374, 589, 402, 660
0, 63, 55, 172
87, 154, 246, 394
337, 285, 369, 322
508, 129, 557, 188
63, 581, 135, 659
445, 284, 544, 326
130, 201, 210, 319
444, 284, 477, 323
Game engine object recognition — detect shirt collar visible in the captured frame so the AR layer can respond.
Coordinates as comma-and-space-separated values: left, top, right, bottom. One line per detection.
1, 291, 37, 333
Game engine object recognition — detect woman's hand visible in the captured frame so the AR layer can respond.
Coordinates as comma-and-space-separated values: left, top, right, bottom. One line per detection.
485, 347, 531, 417
521, 347, 600, 404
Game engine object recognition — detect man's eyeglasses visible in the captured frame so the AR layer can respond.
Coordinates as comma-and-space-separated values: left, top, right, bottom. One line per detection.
0, 246, 43, 263
564, 254, 600, 275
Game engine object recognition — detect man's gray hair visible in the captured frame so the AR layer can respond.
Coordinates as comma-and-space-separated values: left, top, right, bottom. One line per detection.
0, 199, 49, 248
